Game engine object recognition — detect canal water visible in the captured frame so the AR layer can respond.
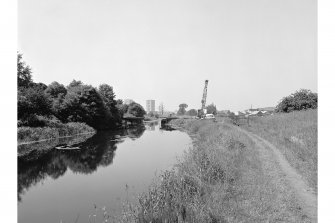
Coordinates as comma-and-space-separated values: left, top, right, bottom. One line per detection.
18, 122, 191, 223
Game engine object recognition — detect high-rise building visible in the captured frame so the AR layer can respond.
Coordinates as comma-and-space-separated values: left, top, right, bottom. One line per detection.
146, 100, 155, 113
158, 103, 164, 115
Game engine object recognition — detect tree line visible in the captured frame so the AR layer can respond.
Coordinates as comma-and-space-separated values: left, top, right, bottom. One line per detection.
17, 53, 146, 130
175, 88, 317, 116
177, 103, 217, 116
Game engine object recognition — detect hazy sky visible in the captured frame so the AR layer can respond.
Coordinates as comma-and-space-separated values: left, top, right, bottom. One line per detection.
18, 0, 317, 112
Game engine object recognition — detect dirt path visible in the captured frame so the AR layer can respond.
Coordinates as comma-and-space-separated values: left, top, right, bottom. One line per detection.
231, 125, 317, 222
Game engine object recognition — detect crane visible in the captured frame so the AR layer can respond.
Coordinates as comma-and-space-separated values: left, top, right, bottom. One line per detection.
198, 80, 209, 118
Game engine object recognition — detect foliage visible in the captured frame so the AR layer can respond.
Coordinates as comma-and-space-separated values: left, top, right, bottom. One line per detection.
186, 109, 198, 116
177, 103, 188, 115
58, 84, 115, 129
206, 103, 217, 115
17, 53, 33, 88
16, 53, 142, 132
116, 99, 123, 105
116, 103, 129, 118
98, 84, 122, 123
67, 79, 83, 88
18, 122, 95, 144
18, 86, 52, 122
45, 81, 67, 98
276, 89, 317, 113
98, 84, 116, 109
127, 102, 146, 117
17, 115, 62, 128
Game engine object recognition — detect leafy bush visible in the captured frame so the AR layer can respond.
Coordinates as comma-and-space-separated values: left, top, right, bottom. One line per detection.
276, 89, 317, 113
18, 122, 95, 143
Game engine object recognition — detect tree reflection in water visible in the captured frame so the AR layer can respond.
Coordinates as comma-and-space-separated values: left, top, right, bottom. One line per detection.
18, 125, 145, 202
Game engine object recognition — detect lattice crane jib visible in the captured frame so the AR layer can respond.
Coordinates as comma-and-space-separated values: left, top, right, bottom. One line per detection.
201, 80, 209, 110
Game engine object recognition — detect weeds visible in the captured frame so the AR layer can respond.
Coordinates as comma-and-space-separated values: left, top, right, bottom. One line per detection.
243, 109, 317, 191
17, 122, 95, 144
114, 119, 304, 222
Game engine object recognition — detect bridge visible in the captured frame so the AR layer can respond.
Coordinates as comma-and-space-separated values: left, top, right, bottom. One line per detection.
160, 116, 178, 125
122, 115, 179, 126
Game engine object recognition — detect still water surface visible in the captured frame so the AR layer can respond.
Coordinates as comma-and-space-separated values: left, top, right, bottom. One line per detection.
18, 123, 191, 223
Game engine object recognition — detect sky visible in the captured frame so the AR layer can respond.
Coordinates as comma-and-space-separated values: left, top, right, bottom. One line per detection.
18, 0, 317, 112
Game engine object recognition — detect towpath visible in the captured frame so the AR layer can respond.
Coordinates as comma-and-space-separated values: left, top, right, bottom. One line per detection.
231, 125, 317, 222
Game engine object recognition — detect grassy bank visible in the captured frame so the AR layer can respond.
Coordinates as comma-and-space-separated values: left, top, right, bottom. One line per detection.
116, 119, 307, 222
242, 109, 317, 191
17, 122, 95, 144
17, 132, 95, 157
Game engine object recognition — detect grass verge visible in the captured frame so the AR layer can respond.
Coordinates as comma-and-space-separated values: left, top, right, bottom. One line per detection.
241, 109, 317, 191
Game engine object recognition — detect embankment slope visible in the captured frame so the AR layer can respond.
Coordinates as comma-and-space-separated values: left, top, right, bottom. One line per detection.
119, 118, 316, 222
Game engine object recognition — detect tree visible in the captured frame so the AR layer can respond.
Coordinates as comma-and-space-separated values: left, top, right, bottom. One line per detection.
127, 102, 146, 117
116, 100, 128, 118
58, 83, 114, 129
45, 81, 67, 98
276, 89, 317, 113
67, 80, 83, 88
98, 84, 122, 123
17, 53, 33, 88
177, 103, 188, 115
206, 103, 217, 115
18, 87, 52, 122
186, 109, 198, 116
98, 84, 116, 110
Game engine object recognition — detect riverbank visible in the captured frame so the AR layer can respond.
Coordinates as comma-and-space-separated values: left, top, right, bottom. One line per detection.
118, 118, 315, 222
17, 122, 95, 145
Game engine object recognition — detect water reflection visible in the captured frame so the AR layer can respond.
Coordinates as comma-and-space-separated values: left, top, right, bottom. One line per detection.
146, 122, 156, 131
18, 125, 145, 202
160, 124, 176, 131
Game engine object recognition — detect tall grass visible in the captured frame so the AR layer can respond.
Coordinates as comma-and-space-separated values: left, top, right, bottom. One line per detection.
116, 119, 306, 222
17, 122, 95, 144
242, 109, 317, 191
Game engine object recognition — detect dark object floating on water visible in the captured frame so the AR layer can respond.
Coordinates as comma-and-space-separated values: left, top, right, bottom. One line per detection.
55, 144, 81, 150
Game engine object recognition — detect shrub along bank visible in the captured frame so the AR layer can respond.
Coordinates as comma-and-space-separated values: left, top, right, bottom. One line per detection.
18, 122, 95, 144
116, 119, 307, 223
